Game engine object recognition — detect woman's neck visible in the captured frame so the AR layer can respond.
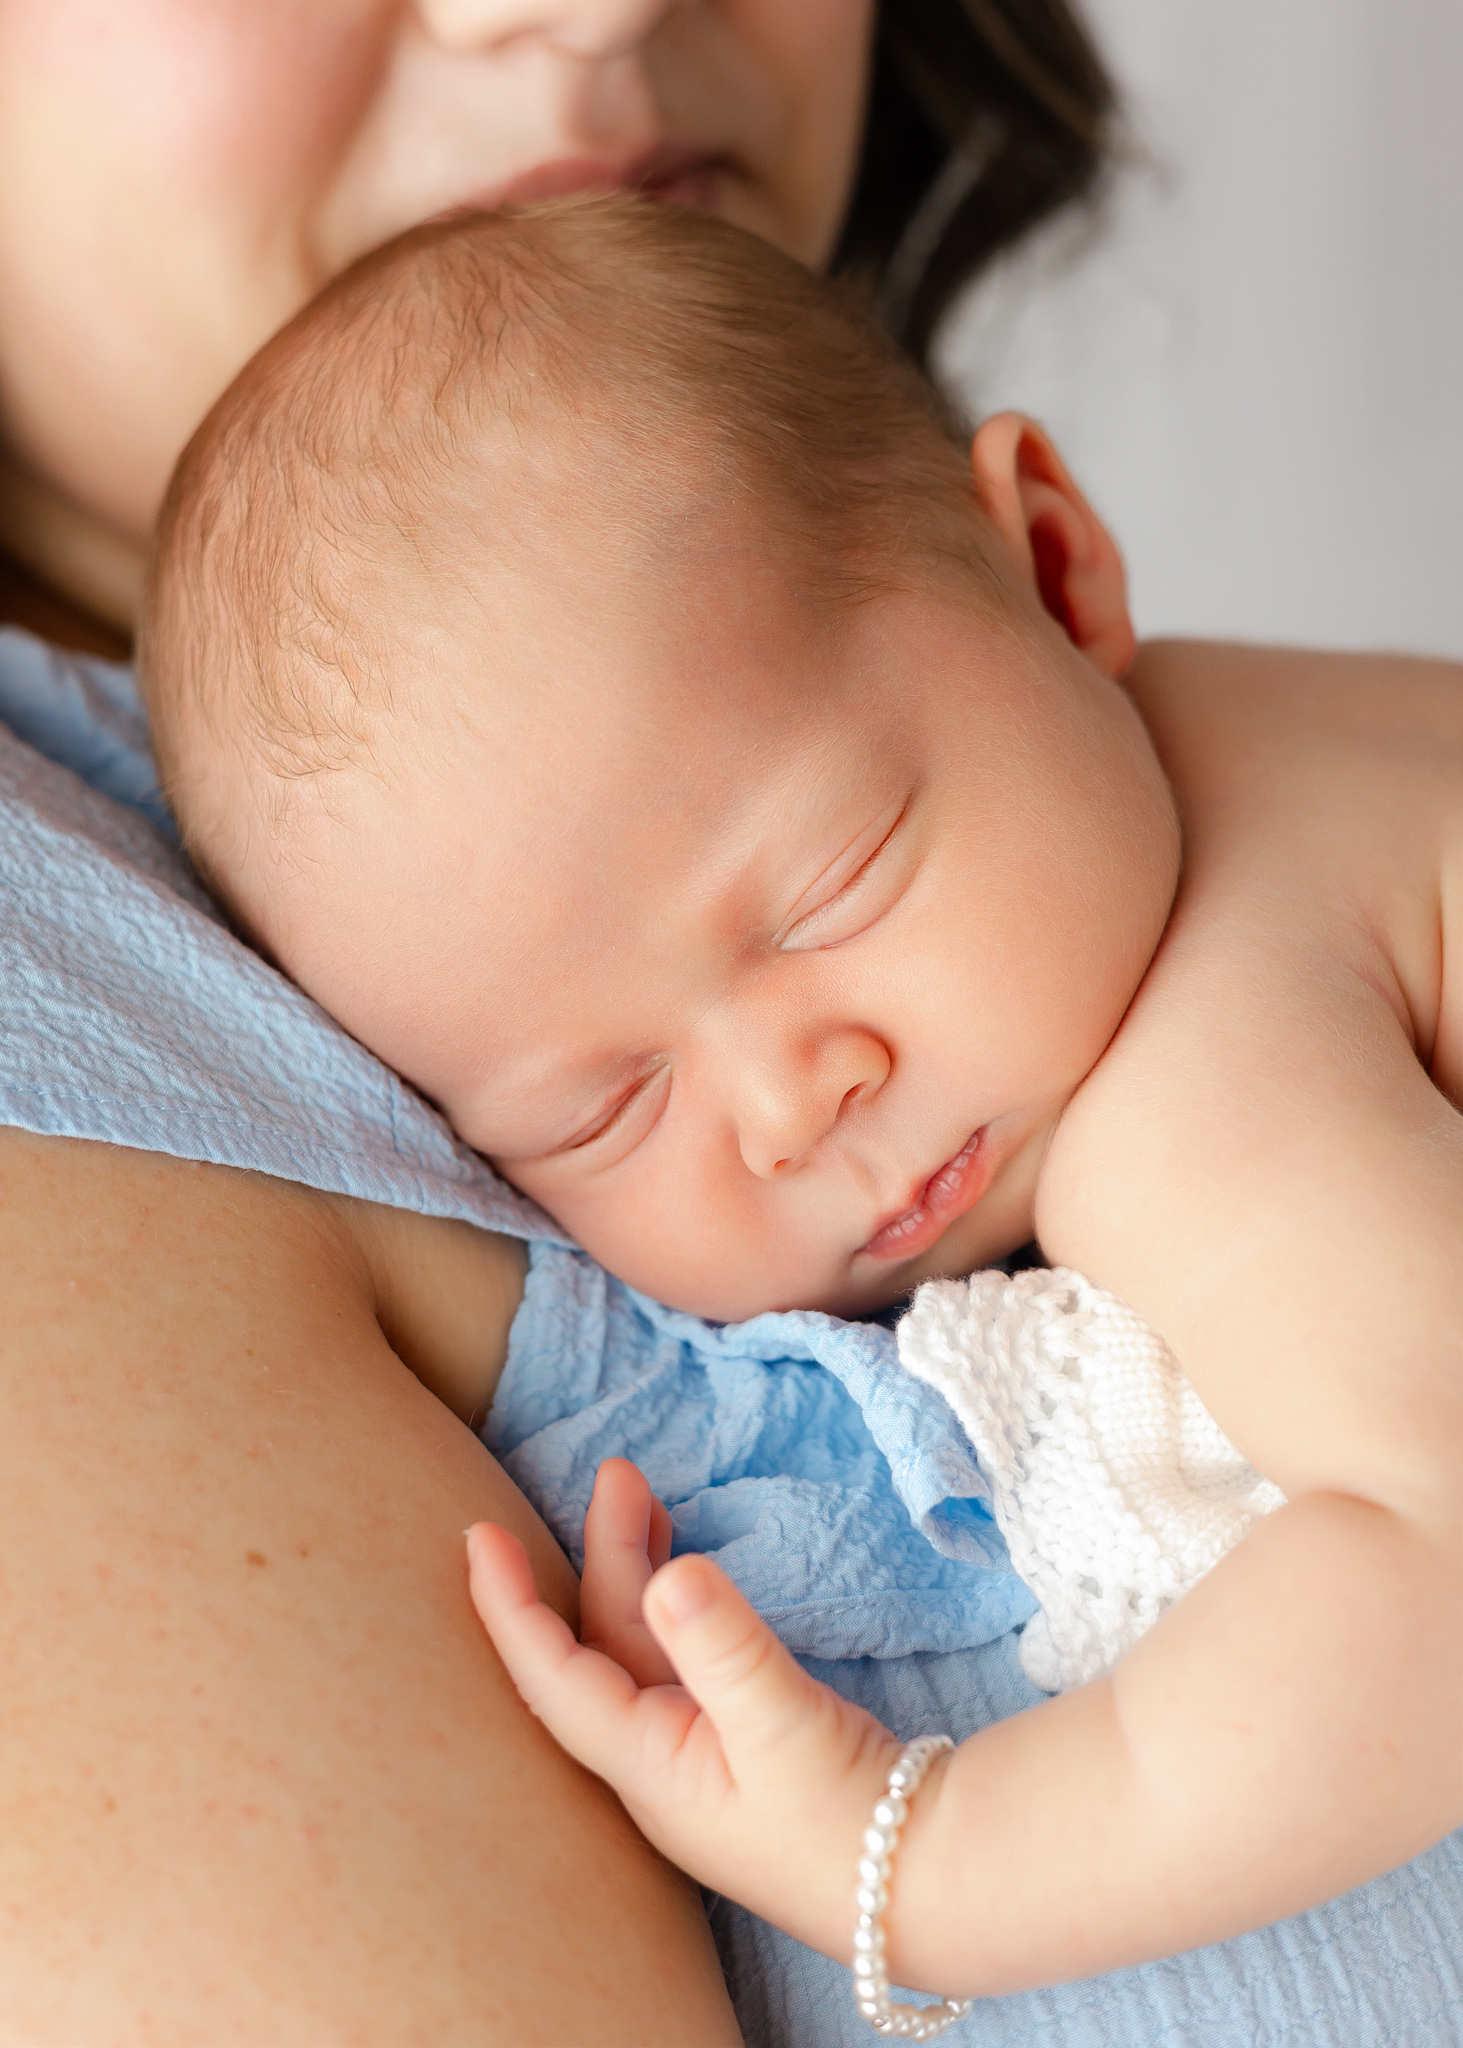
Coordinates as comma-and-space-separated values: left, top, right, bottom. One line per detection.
0, 454, 139, 657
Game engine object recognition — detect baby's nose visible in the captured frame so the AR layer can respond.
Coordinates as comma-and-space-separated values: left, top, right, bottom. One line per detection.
734, 1029, 890, 1182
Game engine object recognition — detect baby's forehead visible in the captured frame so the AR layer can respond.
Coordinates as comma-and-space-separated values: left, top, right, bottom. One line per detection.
454, 528, 936, 789
330, 553, 927, 940
467, 581, 873, 827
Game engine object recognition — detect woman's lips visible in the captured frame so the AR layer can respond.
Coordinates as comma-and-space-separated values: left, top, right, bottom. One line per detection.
860, 1131, 992, 1264
468, 144, 724, 216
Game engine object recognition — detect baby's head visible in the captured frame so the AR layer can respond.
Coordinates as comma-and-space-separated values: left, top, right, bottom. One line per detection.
142, 197, 1177, 1322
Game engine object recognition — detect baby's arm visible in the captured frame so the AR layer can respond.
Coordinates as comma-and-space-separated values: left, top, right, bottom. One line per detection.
472, 1446, 1459, 1996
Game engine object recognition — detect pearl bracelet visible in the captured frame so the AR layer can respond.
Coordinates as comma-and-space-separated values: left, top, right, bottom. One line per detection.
852, 1734, 972, 2041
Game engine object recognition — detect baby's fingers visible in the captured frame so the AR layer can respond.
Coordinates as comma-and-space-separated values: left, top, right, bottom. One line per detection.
643, 1554, 824, 1767
466, 1521, 673, 1782
466, 1519, 583, 1701
581, 1460, 679, 1687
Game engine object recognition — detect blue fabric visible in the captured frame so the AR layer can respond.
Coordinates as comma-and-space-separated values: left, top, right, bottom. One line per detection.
0, 627, 560, 1239
490, 1248, 1032, 1661
2, 624, 1460, 2048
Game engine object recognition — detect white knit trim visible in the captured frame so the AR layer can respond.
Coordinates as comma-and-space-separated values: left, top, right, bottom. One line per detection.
897, 1268, 1285, 1693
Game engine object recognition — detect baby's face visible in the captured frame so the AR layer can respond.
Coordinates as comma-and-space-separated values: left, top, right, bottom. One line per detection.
254, 534, 1177, 1322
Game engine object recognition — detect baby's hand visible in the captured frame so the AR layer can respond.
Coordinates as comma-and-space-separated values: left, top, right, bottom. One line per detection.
467, 1459, 901, 1956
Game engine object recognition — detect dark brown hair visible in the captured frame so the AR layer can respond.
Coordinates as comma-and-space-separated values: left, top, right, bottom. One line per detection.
841, 0, 1118, 364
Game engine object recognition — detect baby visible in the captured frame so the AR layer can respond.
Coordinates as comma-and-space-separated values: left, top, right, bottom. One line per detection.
140, 199, 1463, 2009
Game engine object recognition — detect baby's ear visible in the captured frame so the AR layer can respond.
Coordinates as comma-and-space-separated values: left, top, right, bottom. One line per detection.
969, 414, 1135, 679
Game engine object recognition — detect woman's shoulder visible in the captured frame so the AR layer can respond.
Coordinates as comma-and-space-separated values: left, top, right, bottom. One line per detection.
0, 628, 562, 1250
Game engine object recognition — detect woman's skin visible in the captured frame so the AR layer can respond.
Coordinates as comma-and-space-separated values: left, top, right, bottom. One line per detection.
0, 0, 871, 2030
0, 1130, 741, 2042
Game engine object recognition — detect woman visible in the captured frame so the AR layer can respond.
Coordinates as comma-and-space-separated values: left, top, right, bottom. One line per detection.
0, 5, 1108, 2036
2, 6, 1455, 2043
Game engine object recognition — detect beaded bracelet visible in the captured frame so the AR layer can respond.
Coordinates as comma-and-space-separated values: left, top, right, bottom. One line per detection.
852, 1734, 972, 2041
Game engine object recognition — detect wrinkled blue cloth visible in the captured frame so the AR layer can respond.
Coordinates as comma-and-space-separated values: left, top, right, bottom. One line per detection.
490, 1250, 1029, 1660
2, 624, 1460, 2048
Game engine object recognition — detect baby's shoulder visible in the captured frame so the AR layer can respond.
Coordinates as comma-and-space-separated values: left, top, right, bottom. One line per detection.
1126, 636, 1463, 833
1034, 640, 1463, 1377
1123, 639, 1463, 1102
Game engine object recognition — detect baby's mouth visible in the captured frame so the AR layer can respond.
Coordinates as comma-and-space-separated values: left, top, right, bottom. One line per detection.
859, 1131, 991, 1263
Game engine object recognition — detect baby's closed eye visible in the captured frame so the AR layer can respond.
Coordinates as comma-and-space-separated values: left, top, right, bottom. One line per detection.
777, 801, 909, 953
556, 1059, 674, 1163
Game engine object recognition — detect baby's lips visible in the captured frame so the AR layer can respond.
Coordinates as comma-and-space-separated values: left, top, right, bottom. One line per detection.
924, 1133, 987, 1215
860, 1129, 990, 1262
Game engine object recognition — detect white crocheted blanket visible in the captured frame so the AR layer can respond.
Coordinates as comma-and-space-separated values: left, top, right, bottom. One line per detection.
897, 1267, 1285, 1693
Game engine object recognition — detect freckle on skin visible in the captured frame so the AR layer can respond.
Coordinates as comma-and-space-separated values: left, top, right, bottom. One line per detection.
246, 1550, 268, 1567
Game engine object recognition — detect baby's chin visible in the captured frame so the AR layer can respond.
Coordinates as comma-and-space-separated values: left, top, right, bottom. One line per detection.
605, 1214, 1035, 1327
823, 1187, 1041, 1322
817, 1235, 1035, 1324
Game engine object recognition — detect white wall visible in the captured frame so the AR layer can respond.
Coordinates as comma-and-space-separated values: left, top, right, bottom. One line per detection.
938, 0, 1463, 656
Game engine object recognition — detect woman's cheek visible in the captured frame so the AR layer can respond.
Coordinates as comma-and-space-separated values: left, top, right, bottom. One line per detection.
660, 0, 874, 268
758, 0, 876, 224
0, 0, 392, 537
0, 1, 383, 224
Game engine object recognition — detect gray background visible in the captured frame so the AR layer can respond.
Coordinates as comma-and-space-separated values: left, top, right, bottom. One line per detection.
940, 0, 1463, 657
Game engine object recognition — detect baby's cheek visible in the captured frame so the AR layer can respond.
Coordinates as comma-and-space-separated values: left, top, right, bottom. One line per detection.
510, 1162, 787, 1322
583, 1184, 746, 1314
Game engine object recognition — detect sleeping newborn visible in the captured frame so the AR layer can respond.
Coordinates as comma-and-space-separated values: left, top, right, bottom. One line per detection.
142, 195, 1174, 1325
140, 199, 1463, 2009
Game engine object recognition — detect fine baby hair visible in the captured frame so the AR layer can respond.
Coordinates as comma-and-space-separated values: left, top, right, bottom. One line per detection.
142, 195, 997, 900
